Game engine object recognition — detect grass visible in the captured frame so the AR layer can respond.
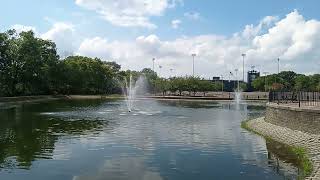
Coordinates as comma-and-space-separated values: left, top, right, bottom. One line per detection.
292, 147, 313, 176
241, 119, 313, 178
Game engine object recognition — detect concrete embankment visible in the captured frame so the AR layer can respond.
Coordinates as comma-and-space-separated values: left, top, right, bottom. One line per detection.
244, 117, 320, 179
265, 103, 320, 134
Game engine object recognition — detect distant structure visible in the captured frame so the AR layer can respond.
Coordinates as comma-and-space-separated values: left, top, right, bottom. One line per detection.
212, 76, 220, 81
247, 67, 260, 92
211, 77, 244, 92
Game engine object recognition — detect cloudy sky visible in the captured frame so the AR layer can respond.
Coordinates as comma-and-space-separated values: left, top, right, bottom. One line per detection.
1, 0, 320, 79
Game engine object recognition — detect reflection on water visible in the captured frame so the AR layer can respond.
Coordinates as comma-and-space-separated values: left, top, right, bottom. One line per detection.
266, 140, 303, 179
0, 101, 106, 170
0, 99, 300, 179
73, 157, 163, 180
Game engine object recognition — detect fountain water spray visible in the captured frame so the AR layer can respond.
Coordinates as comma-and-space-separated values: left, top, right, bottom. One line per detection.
234, 90, 242, 104
122, 74, 147, 112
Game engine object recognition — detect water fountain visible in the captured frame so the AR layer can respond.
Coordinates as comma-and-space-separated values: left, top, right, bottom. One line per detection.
122, 74, 146, 112
234, 90, 242, 104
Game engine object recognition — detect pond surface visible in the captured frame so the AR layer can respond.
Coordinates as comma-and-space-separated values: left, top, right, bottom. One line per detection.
0, 99, 300, 180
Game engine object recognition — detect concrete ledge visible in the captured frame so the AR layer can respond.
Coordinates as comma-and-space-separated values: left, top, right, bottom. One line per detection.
267, 102, 320, 113
266, 103, 320, 135
244, 117, 320, 179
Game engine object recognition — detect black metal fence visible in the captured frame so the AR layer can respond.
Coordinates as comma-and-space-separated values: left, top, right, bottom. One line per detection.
269, 91, 320, 107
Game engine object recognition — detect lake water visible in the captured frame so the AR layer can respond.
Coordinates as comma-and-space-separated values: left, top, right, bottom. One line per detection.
0, 99, 300, 179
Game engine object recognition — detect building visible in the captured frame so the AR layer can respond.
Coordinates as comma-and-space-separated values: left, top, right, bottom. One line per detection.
247, 69, 260, 91
211, 77, 244, 92
212, 76, 220, 81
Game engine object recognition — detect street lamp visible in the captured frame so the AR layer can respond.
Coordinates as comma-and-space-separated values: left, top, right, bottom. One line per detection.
170, 68, 174, 78
152, 58, 155, 73
159, 65, 162, 77
277, 58, 280, 74
275, 58, 280, 84
221, 75, 224, 93
263, 72, 269, 92
191, 53, 196, 77
242, 53, 246, 82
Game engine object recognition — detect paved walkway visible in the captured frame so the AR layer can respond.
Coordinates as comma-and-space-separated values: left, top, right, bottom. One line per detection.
246, 117, 320, 180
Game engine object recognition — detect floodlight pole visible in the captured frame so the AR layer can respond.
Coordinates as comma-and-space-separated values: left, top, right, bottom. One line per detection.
242, 53, 246, 82
191, 53, 196, 77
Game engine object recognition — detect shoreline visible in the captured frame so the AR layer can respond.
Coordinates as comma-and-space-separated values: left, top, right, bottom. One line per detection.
242, 117, 320, 179
0, 95, 268, 105
148, 95, 268, 101
0, 95, 125, 105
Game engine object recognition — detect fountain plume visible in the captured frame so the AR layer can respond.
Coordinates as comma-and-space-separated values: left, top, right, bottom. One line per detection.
122, 74, 146, 112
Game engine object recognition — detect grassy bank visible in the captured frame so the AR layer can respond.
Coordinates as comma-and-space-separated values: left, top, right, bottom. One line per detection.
241, 119, 313, 178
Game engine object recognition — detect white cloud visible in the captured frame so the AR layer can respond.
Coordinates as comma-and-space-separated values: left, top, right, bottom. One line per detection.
241, 15, 278, 39
77, 37, 143, 63
75, 10, 320, 78
41, 22, 76, 54
171, 19, 181, 29
11, 24, 37, 34
249, 10, 320, 62
184, 12, 201, 20
75, 0, 183, 29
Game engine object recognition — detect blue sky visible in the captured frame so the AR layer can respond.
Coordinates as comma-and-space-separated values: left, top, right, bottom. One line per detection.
2, 0, 320, 39
1, 0, 320, 78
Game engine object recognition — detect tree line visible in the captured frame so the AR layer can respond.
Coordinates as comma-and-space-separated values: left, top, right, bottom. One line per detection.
0, 30, 125, 96
252, 71, 320, 92
0, 29, 225, 97
154, 76, 224, 96
1, 29, 319, 97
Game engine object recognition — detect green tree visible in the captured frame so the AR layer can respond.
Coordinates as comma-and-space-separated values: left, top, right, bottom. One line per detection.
62, 56, 115, 94
294, 75, 311, 91
278, 71, 298, 90
0, 30, 59, 96
252, 77, 265, 91
199, 80, 215, 96
141, 68, 157, 93
309, 74, 320, 91
187, 77, 201, 96
154, 78, 170, 95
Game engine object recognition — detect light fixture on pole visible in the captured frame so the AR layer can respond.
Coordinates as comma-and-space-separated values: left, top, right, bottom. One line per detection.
275, 58, 280, 84
159, 65, 162, 77
191, 53, 196, 77
221, 75, 224, 92
152, 58, 155, 73
242, 53, 246, 82
277, 58, 280, 74
263, 72, 269, 92
170, 68, 174, 78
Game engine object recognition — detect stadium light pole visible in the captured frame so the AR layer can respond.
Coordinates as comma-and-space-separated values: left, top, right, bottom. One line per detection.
152, 58, 155, 74
275, 58, 280, 84
277, 58, 280, 74
170, 68, 174, 78
221, 75, 224, 92
191, 53, 196, 77
263, 72, 269, 92
242, 53, 246, 82
159, 65, 162, 77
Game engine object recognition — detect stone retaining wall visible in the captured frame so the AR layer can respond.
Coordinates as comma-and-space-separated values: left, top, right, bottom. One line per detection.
246, 117, 320, 179
265, 103, 320, 134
